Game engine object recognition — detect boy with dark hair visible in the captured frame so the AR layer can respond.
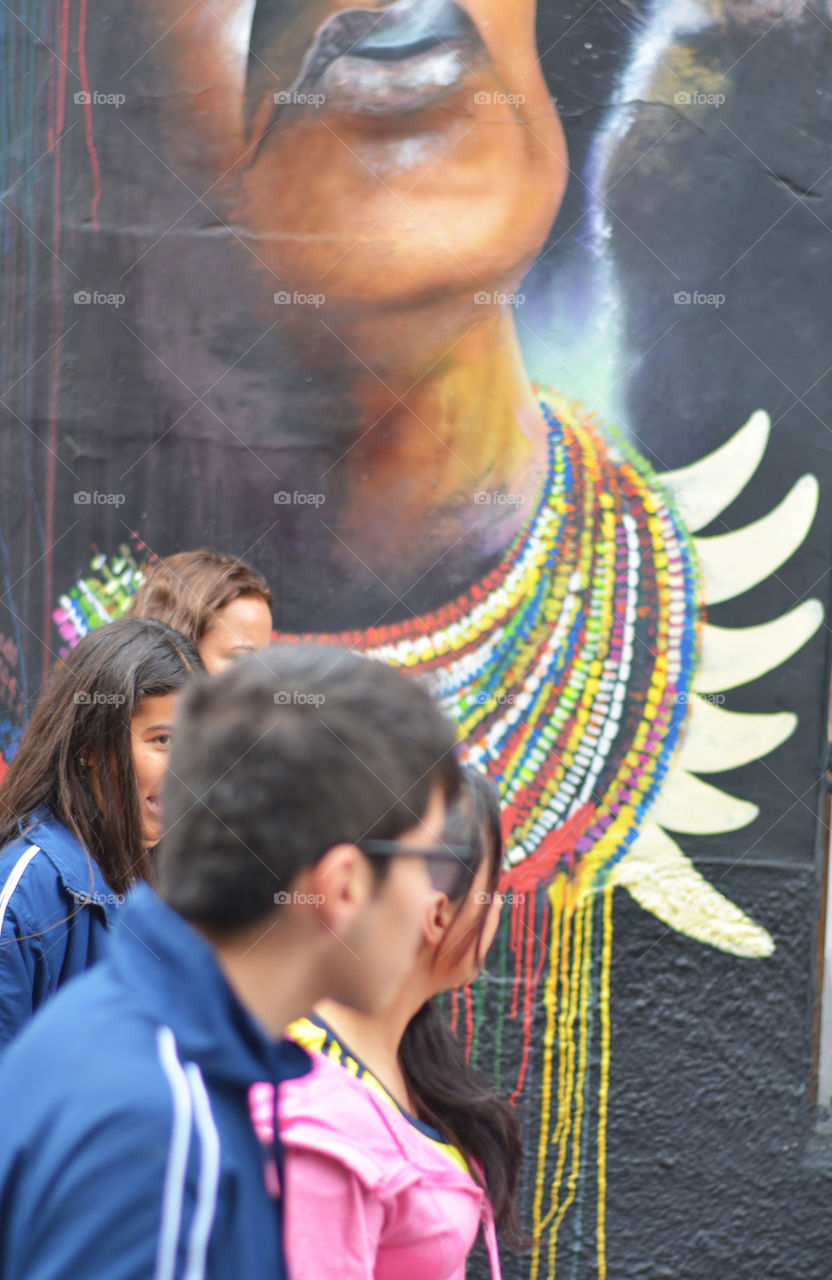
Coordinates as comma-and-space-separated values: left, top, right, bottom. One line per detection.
0, 644, 464, 1280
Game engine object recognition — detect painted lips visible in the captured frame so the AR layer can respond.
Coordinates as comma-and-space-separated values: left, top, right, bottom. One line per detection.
286, 0, 487, 114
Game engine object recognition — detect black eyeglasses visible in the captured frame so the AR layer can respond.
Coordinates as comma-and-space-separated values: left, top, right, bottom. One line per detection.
355, 839, 475, 894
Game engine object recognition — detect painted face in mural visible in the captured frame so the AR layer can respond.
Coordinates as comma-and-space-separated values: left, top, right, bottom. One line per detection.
124, 0, 567, 622
81, 1, 818, 949
145, 0, 565, 315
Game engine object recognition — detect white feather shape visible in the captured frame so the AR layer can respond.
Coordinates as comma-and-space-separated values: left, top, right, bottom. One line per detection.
694, 474, 819, 606
612, 821, 774, 958
695, 600, 823, 693
677, 695, 796, 774
651, 770, 758, 834
660, 410, 770, 533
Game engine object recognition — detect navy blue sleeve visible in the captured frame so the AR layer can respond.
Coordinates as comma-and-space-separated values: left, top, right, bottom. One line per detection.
0, 898, 52, 1051
2, 1091, 218, 1280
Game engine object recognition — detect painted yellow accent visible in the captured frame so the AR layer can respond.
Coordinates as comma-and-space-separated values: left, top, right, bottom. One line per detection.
614, 822, 774, 958
529, 846, 615, 1280
694, 474, 818, 606
548, 893, 593, 1278
695, 602, 823, 694
529, 878, 565, 1280
597, 880, 614, 1280
676, 697, 796, 776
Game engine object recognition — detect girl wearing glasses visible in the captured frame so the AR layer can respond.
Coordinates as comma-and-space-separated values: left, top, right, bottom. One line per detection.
250, 768, 521, 1279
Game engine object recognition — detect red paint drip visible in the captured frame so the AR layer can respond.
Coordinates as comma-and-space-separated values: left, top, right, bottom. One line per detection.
44, 0, 72, 682
56, 0, 70, 136
77, 0, 101, 230
509, 895, 521, 1019
500, 802, 595, 898
532, 896, 550, 991
47, 50, 55, 151
509, 895, 537, 1104
507, 897, 550, 1106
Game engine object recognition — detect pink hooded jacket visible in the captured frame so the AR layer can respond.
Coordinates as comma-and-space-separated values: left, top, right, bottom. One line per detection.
250, 1047, 503, 1280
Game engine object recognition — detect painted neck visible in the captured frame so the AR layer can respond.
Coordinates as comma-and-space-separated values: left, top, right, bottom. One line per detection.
271, 306, 549, 627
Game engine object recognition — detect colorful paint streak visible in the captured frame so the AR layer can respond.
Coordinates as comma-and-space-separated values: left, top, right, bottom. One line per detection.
52, 536, 152, 657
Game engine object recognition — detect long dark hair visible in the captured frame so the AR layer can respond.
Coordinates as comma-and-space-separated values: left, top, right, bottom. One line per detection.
0, 618, 202, 894
398, 767, 524, 1243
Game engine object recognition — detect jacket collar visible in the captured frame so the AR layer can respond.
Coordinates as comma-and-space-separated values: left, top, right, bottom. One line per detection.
109, 883, 312, 1089
23, 805, 120, 921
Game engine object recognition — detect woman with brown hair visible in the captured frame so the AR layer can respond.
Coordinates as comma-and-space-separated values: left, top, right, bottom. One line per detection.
0, 617, 201, 1047
127, 549, 274, 675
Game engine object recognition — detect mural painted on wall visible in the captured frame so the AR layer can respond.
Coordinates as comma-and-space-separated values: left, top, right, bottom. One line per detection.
2, 2, 831, 1276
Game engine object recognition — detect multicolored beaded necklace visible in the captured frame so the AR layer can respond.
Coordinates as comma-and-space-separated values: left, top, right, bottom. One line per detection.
289, 390, 702, 891
48, 392, 701, 893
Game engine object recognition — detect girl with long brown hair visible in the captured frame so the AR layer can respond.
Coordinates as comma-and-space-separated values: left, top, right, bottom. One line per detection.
0, 617, 201, 1047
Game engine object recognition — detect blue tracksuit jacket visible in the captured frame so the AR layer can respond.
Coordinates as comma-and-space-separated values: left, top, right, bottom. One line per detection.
0, 804, 121, 1047
0, 882, 312, 1279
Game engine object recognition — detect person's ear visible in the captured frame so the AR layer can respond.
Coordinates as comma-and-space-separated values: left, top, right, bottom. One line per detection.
423, 890, 455, 949
302, 843, 375, 938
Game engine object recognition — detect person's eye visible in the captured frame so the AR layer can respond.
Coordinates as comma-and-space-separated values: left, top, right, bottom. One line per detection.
151, 733, 172, 747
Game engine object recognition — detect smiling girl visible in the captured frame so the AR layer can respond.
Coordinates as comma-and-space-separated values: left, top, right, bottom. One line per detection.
0, 617, 202, 1047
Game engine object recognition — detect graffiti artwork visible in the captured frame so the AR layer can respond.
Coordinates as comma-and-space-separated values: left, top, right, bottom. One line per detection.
2, 1, 831, 1276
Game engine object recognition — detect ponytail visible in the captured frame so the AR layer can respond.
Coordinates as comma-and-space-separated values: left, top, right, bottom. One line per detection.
399, 998, 524, 1241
